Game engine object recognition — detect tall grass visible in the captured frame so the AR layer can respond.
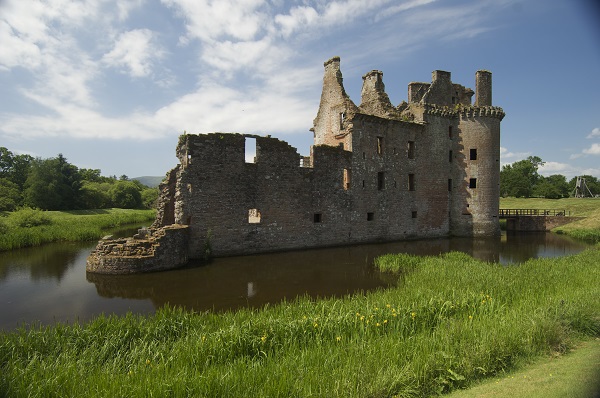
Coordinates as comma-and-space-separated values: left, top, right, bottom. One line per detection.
0, 208, 156, 251
1, 248, 598, 397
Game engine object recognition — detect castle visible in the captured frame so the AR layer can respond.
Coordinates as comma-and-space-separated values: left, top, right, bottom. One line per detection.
87, 57, 504, 274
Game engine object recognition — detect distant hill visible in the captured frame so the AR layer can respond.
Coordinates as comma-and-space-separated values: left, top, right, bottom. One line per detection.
132, 176, 164, 188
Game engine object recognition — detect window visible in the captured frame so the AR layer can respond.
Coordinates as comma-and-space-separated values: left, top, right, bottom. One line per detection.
408, 174, 415, 191
412, 211, 418, 218
377, 137, 383, 155
245, 137, 257, 163
313, 213, 322, 223
469, 178, 477, 189
377, 171, 385, 190
343, 168, 351, 190
248, 208, 261, 223
362, 180, 365, 188
448, 179, 452, 191
449, 150, 453, 162
470, 148, 477, 160
448, 126, 453, 138
367, 212, 375, 221
362, 152, 366, 159
339, 112, 345, 130
407, 141, 415, 159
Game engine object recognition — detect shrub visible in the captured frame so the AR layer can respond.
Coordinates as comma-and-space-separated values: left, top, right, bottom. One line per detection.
9, 207, 52, 228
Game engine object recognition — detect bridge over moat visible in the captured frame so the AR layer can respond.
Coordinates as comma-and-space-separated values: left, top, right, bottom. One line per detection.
499, 209, 580, 231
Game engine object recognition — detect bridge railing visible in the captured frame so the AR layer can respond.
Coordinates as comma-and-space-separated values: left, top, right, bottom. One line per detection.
499, 209, 570, 217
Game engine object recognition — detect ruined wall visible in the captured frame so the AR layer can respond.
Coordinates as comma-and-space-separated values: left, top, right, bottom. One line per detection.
89, 57, 503, 270
312, 57, 359, 150
86, 225, 189, 274
170, 133, 359, 257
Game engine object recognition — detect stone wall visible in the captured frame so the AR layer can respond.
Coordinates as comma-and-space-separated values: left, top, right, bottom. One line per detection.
87, 56, 505, 272
86, 225, 189, 274
505, 216, 583, 231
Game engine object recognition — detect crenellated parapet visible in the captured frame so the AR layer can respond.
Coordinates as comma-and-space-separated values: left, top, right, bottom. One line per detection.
421, 103, 459, 118
459, 105, 505, 120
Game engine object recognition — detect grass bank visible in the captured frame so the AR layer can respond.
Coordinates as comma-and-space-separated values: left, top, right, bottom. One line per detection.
0, 208, 156, 251
500, 197, 600, 243
1, 247, 598, 397
446, 338, 600, 398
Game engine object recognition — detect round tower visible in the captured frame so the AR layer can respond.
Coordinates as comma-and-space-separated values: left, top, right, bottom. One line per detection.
451, 71, 504, 237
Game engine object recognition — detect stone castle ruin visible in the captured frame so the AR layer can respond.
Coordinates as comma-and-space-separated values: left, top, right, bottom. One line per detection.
87, 57, 504, 274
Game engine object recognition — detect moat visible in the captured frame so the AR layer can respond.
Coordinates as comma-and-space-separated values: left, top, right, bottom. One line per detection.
0, 230, 591, 331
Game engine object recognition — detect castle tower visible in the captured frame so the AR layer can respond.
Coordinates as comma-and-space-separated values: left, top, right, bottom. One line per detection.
359, 70, 397, 117
312, 57, 358, 150
475, 70, 492, 106
451, 70, 504, 236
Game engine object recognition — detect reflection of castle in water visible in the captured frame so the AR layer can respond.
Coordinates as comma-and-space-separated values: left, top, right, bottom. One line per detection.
86, 233, 588, 313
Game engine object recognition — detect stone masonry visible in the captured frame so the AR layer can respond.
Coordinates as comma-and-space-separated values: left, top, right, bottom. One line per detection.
86, 57, 504, 273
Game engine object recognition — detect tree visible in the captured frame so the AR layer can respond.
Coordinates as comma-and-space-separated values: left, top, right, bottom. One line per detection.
0, 178, 21, 211
533, 175, 569, 199
23, 155, 83, 210
109, 181, 142, 209
500, 156, 544, 198
141, 188, 158, 209
0, 147, 33, 190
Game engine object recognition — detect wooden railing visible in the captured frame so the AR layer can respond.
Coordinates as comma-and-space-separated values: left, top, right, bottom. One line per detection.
499, 209, 570, 217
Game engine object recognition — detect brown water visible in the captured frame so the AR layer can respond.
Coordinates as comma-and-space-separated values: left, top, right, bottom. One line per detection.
0, 230, 590, 331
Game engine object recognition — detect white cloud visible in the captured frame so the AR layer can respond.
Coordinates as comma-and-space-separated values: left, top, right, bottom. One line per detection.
500, 146, 530, 161
102, 29, 164, 78
162, 0, 266, 42
538, 161, 571, 175
587, 127, 600, 139
274, 6, 319, 38
583, 143, 600, 155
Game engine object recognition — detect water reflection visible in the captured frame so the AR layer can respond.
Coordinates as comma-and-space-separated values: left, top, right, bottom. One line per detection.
0, 231, 590, 331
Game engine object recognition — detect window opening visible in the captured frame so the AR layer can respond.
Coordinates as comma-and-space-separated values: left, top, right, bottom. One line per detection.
448, 179, 452, 191
408, 174, 415, 191
448, 126, 453, 138
248, 208, 261, 223
245, 137, 257, 163
362, 152, 366, 159
377, 171, 385, 190
343, 168, 351, 190
407, 141, 415, 159
362, 180, 365, 188
469, 178, 477, 189
449, 150, 453, 162
412, 211, 418, 218
470, 148, 477, 160
339, 112, 345, 130
377, 137, 383, 155
313, 213, 322, 223
367, 212, 374, 221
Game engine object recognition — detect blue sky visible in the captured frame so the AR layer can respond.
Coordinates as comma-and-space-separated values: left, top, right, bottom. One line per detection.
1, 0, 599, 180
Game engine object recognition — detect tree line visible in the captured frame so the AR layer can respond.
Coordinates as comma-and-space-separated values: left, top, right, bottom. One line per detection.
0, 147, 159, 212
500, 155, 599, 199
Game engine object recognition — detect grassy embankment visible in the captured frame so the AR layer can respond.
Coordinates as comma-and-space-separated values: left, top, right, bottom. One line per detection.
1, 246, 599, 396
0, 208, 156, 251
500, 197, 600, 243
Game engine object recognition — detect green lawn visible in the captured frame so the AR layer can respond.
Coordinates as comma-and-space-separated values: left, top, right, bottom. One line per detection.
0, 208, 156, 251
446, 338, 600, 398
